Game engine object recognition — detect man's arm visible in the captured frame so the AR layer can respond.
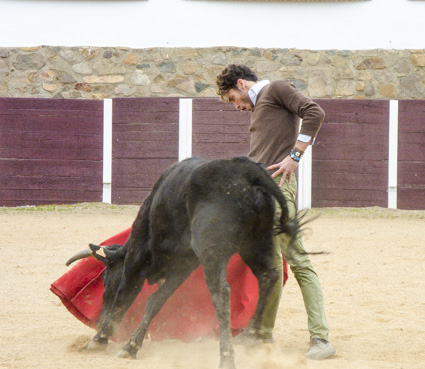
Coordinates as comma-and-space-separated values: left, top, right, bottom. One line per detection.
267, 82, 325, 187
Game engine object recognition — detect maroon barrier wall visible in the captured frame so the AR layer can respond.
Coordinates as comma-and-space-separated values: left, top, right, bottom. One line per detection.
312, 100, 390, 208
192, 98, 251, 159
111, 98, 179, 205
0, 98, 103, 206
397, 100, 425, 210
1, 97, 424, 209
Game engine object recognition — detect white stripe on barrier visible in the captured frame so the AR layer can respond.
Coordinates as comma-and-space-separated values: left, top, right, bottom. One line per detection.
102, 98, 113, 203
388, 100, 399, 209
179, 98, 193, 161
298, 145, 312, 210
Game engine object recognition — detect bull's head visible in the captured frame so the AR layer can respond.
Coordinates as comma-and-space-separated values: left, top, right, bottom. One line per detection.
65, 244, 125, 267
66, 244, 127, 328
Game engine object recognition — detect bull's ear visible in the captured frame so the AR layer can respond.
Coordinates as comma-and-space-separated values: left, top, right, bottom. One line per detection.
89, 243, 107, 264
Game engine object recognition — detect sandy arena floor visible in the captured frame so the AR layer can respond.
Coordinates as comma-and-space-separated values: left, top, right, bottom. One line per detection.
0, 204, 424, 369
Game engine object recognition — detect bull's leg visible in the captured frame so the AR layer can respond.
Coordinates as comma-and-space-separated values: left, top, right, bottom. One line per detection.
118, 261, 199, 359
202, 261, 236, 369
88, 261, 146, 350
239, 243, 280, 338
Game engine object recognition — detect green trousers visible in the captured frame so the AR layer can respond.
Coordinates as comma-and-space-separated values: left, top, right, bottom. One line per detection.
260, 174, 330, 341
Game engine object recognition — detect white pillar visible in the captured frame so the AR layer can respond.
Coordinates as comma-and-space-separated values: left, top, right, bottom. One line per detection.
298, 145, 312, 210
388, 100, 399, 209
102, 98, 113, 203
179, 98, 193, 161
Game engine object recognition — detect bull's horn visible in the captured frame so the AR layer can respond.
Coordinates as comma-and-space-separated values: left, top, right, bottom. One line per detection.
65, 249, 94, 266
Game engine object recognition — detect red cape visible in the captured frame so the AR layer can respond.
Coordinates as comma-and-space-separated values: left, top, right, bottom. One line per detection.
50, 228, 288, 342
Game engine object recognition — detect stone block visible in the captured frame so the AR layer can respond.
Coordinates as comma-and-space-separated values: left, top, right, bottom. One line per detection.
93, 60, 126, 75
195, 82, 209, 93
0, 49, 10, 58
308, 70, 334, 98
364, 83, 375, 97
123, 53, 138, 65
182, 63, 199, 75
257, 61, 280, 73
331, 56, 348, 68
379, 84, 395, 97
211, 53, 227, 66
198, 87, 216, 97
115, 84, 137, 96
83, 75, 124, 84
307, 53, 321, 66
411, 54, 425, 67
42, 83, 58, 92
72, 63, 93, 75
400, 73, 424, 98
27, 72, 37, 83
79, 48, 98, 59
168, 76, 195, 94
395, 58, 411, 76
282, 55, 302, 67
74, 83, 92, 92
57, 71, 77, 84
41, 71, 55, 82
356, 57, 386, 70
159, 60, 176, 73
92, 93, 110, 100
264, 50, 277, 61
358, 70, 372, 81
20, 46, 42, 52
151, 85, 165, 94
0, 59, 9, 73
132, 71, 150, 86
13, 53, 46, 70
174, 48, 199, 57
356, 81, 365, 91
8, 71, 29, 89
60, 50, 78, 62
336, 80, 355, 97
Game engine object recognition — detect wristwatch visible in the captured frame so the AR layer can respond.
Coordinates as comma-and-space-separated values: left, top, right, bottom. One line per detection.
289, 148, 304, 162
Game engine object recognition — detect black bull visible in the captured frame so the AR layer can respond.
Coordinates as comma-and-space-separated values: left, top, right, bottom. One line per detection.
66, 156, 300, 369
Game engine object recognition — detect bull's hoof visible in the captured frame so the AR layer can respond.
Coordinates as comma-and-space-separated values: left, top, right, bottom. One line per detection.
117, 347, 137, 359
233, 328, 273, 345
86, 339, 108, 351
219, 356, 236, 369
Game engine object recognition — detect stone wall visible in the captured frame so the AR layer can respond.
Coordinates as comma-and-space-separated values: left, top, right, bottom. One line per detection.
0, 46, 424, 100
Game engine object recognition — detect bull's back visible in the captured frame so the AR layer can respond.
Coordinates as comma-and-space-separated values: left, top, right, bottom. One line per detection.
187, 157, 276, 225
150, 157, 206, 212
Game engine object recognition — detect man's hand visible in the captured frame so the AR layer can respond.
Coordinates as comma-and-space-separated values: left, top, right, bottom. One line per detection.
267, 156, 299, 187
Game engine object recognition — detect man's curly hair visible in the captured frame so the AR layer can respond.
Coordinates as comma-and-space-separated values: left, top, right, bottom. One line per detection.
216, 64, 259, 100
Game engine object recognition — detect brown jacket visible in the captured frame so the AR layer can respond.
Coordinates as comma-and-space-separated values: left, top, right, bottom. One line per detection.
248, 80, 325, 167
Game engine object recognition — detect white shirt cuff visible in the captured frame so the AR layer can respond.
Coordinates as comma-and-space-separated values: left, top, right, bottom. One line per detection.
297, 134, 315, 144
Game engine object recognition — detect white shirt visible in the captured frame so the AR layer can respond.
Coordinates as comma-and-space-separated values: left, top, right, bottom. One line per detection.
248, 80, 312, 144
248, 79, 270, 106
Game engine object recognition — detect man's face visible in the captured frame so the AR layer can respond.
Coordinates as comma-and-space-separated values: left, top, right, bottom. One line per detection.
226, 87, 253, 112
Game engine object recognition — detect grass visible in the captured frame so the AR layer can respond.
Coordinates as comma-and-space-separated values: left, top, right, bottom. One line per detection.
1, 203, 424, 219
308, 206, 425, 219
0, 202, 134, 213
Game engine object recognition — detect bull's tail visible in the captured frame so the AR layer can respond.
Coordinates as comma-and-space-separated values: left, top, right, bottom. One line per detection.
245, 160, 326, 255
241, 158, 300, 245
